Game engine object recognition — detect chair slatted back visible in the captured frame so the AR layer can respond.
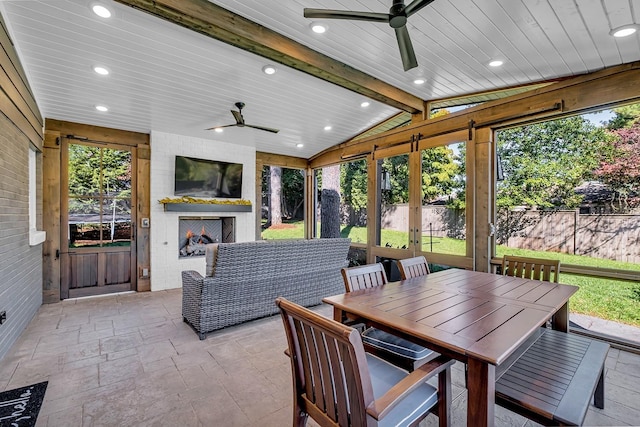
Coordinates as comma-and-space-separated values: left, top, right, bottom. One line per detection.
276, 297, 374, 427
397, 256, 431, 280
502, 255, 560, 283
341, 263, 388, 292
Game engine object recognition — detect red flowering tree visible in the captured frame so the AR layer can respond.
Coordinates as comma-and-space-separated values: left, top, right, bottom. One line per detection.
594, 123, 640, 212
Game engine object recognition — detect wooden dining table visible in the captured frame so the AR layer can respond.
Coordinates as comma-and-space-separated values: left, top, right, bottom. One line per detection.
322, 268, 579, 427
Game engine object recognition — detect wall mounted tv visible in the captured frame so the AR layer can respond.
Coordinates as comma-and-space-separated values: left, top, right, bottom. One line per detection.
174, 155, 243, 198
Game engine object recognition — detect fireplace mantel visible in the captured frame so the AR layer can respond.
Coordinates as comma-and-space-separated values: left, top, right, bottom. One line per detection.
163, 203, 252, 213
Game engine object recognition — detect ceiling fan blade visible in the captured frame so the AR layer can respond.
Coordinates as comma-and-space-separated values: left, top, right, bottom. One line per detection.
231, 110, 244, 125
205, 124, 236, 130
404, 0, 436, 17
304, 8, 390, 23
245, 124, 280, 134
395, 26, 418, 71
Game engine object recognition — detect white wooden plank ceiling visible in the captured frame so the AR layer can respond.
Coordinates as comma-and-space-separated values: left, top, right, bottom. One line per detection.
1, 0, 639, 158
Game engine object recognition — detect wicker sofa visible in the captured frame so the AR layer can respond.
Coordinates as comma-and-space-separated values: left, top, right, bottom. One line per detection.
181, 238, 351, 339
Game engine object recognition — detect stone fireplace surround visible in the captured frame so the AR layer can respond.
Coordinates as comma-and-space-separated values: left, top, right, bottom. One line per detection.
150, 131, 256, 291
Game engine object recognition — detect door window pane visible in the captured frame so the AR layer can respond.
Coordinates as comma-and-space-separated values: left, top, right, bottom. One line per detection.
68, 143, 133, 248
421, 142, 466, 255
379, 154, 410, 248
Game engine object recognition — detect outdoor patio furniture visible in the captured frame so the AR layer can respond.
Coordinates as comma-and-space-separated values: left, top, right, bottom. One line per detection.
341, 263, 437, 372
181, 238, 351, 339
324, 268, 580, 427
495, 328, 609, 426
397, 255, 431, 279
502, 255, 560, 282
276, 297, 455, 427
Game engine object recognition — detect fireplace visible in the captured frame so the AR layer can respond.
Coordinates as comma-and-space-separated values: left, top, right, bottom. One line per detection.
178, 217, 235, 258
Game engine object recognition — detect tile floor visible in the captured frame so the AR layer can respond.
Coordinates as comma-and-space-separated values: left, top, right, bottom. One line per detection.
0, 289, 639, 426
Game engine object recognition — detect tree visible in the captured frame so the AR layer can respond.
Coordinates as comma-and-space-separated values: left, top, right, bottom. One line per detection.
340, 159, 368, 226
422, 145, 460, 204
320, 165, 341, 238
496, 116, 608, 209
606, 103, 640, 130
594, 122, 640, 211
68, 144, 131, 214
381, 154, 409, 205
269, 166, 282, 226
281, 168, 304, 219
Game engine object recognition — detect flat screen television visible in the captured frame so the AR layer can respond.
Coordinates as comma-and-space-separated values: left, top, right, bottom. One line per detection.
174, 155, 243, 198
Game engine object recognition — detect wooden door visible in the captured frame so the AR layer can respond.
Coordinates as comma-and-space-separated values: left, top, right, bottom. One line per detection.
60, 138, 137, 298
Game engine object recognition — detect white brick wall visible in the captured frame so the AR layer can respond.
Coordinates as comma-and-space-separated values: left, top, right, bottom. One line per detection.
150, 131, 256, 291
0, 114, 43, 360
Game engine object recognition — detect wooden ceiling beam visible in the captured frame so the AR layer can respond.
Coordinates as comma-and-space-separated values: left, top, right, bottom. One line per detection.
310, 62, 640, 167
113, 0, 424, 114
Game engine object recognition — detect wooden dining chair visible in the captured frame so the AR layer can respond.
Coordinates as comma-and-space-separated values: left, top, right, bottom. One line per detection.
501, 255, 560, 283
276, 297, 454, 427
341, 263, 437, 372
397, 255, 431, 280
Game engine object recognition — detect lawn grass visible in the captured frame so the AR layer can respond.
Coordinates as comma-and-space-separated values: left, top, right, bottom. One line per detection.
263, 220, 640, 327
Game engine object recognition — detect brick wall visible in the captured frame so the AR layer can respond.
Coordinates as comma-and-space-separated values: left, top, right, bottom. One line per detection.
0, 114, 43, 360
0, 13, 44, 361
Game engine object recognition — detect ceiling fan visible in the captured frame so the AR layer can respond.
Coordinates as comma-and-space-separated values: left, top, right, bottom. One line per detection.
304, 0, 435, 72
206, 102, 280, 133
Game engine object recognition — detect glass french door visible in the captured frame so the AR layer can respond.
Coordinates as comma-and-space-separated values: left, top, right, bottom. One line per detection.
60, 138, 136, 298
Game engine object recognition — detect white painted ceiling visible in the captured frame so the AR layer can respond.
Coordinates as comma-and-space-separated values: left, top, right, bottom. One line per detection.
2, 0, 639, 158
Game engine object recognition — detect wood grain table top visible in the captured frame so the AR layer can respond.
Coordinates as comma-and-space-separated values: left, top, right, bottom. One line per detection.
323, 268, 578, 366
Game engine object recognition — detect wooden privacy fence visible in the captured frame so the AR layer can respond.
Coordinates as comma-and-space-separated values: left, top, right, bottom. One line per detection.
497, 209, 640, 264
370, 205, 640, 264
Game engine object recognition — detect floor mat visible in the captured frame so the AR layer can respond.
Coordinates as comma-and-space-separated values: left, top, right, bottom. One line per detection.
0, 381, 48, 427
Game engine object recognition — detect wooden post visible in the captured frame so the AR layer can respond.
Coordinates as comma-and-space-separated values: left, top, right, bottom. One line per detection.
474, 127, 494, 272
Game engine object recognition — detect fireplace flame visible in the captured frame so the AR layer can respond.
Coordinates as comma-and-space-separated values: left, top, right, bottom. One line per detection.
186, 229, 194, 239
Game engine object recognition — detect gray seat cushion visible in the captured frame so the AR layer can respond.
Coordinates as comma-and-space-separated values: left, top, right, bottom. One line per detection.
362, 327, 434, 360
366, 354, 439, 427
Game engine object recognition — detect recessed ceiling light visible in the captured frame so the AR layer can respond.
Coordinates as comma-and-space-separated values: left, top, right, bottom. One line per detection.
413, 78, 426, 85
489, 60, 504, 67
610, 24, 639, 37
296, 143, 304, 148
93, 65, 110, 76
310, 22, 327, 34
95, 105, 109, 112
360, 101, 370, 108
92, 4, 112, 18
214, 128, 224, 133
262, 65, 277, 75
324, 125, 332, 131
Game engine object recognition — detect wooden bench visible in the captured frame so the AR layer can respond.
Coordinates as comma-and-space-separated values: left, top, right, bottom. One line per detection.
495, 328, 609, 426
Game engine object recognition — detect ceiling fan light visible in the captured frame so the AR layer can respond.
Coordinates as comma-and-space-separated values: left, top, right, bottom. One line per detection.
262, 65, 277, 75
610, 24, 638, 37
214, 128, 223, 133
91, 4, 112, 18
310, 22, 327, 34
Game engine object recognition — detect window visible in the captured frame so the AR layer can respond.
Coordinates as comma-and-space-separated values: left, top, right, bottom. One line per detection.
67, 144, 132, 248
378, 154, 410, 248
261, 165, 305, 239
495, 107, 640, 344
28, 146, 46, 246
420, 141, 466, 256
